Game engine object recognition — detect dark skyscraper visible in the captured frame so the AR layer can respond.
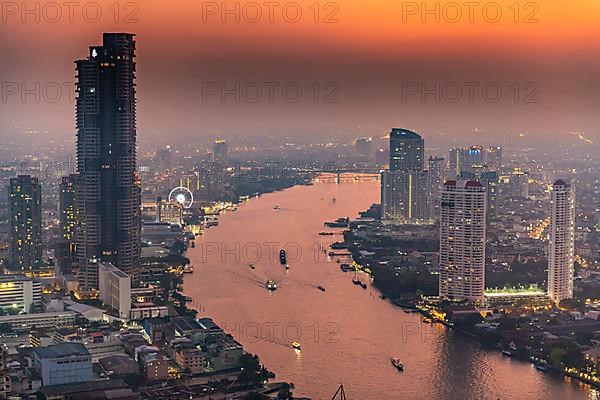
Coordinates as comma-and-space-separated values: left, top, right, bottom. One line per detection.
382, 128, 430, 224
74, 33, 141, 289
56, 174, 78, 275
389, 128, 424, 172
9, 175, 42, 273
213, 139, 229, 165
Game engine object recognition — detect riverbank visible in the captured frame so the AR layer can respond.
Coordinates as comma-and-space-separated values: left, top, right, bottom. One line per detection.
183, 180, 592, 399
338, 212, 600, 392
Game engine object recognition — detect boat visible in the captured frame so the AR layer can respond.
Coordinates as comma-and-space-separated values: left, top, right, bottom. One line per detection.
249, 264, 255, 269
340, 264, 355, 272
273, 205, 280, 210
279, 249, 287, 265
391, 357, 404, 371
330, 242, 348, 250
352, 277, 361, 285
501, 349, 512, 357
535, 362, 549, 372
359, 281, 367, 289
317, 286, 326, 292
292, 341, 301, 350
266, 280, 278, 291
318, 231, 335, 236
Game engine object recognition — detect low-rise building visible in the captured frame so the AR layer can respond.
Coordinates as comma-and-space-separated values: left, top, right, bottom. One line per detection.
0, 274, 41, 313
0, 311, 76, 332
32, 342, 93, 386
98, 263, 131, 320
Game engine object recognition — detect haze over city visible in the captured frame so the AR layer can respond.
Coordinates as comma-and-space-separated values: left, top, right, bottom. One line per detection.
0, 1, 599, 400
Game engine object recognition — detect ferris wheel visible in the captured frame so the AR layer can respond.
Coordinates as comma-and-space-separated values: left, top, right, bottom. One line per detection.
168, 186, 194, 208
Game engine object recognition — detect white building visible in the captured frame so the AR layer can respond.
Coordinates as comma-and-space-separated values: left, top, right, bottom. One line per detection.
548, 179, 575, 303
0, 274, 41, 313
439, 180, 487, 302
98, 263, 131, 319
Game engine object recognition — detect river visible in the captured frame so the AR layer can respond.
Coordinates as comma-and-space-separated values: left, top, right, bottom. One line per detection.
184, 179, 598, 400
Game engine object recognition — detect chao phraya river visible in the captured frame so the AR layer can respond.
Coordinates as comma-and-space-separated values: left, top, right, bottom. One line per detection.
184, 178, 597, 400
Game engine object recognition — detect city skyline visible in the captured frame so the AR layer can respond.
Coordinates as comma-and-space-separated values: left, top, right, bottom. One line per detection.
0, 1, 598, 397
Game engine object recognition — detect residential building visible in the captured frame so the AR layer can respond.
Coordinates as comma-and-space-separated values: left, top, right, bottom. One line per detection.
439, 180, 487, 302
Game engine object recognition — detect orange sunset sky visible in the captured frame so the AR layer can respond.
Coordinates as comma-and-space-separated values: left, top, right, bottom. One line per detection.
1, 0, 599, 143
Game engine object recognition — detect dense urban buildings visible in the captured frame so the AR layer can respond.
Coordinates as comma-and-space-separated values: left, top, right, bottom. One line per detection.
439, 180, 487, 302
548, 179, 576, 303
8, 175, 42, 273
74, 33, 141, 290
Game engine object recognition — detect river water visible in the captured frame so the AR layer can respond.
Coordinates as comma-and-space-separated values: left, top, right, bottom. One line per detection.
184, 179, 598, 400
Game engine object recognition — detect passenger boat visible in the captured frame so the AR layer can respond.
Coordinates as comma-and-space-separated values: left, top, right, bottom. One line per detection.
391, 357, 404, 371
279, 249, 287, 265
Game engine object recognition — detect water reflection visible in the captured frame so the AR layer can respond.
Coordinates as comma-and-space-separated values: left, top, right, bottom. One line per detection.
184, 180, 596, 400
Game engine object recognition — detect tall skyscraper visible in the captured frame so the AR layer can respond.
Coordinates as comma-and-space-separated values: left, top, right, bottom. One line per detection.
389, 128, 424, 172
9, 175, 42, 273
213, 139, 229, 165
381, 129, 430, 223
428, 156, 445, 219
508, 167, 529, 198
548, 179, 575, 303
480, 171, 499, 218
74, 33, 141, 289
56, 175, 78, 275
449, 146, 485, 178
485, 146, 502, 172
439, 180, 487, 302
355, 137, 373, 158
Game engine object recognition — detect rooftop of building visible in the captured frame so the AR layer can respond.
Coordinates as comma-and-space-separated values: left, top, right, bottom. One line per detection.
173, 316, 203, 333
33, 342, 89, 359
98, 355, 140, 376
390, 128, 421, 139
0, 274, 32, 283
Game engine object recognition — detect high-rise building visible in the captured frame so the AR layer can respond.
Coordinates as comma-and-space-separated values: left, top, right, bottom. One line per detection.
485, 146, 502, 172
74, 33, 141, 289
428, 156, 445, 219
355, 137, 373, 158
381, 129, 430, 223
508, 168, 529, 198
548, 180, 575, 303
56, 175, 78, 275
449, 146, 484, 177
389, 128, 424, 172
439, 180, 487, 302
213, 139, 229, 165
480, 171, 499, 218
9, 175, 42, 272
